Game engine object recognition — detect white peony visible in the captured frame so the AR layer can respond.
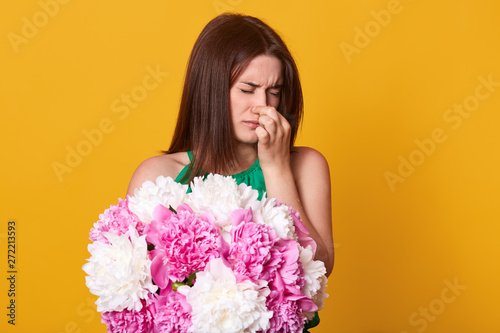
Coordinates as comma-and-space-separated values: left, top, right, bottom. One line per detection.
82, 226, 157, 312
253, 197, 297, 240
298, 245, 328, 320
128, 175, 188, 223
177, 258, 272, 333
186, 174, 259, 240
306, 275, 328, 319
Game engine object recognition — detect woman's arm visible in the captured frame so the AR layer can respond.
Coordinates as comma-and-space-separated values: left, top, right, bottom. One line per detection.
255, 107, 335, 276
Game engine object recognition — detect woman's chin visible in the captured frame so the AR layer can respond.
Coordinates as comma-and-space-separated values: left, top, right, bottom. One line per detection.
232, 136, 259, 146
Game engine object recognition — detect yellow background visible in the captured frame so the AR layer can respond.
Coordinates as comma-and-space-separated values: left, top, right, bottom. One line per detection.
1, 0, 499, 332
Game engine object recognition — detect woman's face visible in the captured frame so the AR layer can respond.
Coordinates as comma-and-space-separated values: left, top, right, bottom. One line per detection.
229, 55, 283, 145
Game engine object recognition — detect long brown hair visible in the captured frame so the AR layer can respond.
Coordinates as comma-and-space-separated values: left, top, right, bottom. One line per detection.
166, 13, 304, 183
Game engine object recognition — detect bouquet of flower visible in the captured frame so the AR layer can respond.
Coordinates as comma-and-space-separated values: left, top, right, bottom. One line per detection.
83, 174, 328, 333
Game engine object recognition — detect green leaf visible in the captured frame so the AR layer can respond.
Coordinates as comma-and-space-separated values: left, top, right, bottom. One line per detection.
187, 272, 196, 286
303, 312, 320, 332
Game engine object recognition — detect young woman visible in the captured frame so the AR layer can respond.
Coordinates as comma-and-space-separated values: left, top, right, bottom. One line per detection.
127, 13, 334, 277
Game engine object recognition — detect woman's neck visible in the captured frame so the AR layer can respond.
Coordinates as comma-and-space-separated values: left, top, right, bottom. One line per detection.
230, 141, 258, 174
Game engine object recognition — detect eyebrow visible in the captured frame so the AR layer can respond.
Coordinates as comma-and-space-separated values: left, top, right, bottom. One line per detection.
240, 81, 283, 89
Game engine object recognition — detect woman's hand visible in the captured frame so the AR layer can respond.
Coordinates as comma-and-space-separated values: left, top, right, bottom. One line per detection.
253, 106, 291, 171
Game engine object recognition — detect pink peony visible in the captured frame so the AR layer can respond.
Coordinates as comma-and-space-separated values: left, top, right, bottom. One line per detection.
90, 198, 144, 243
101, 299, 155, 333
279, 201, 317, 254
146, 203, 222, 286
266, 294, 306, 333
273, 238, 305, 289
153, 288, 192, 333
228, 208, 281, 282
262, 239, 318, 332
265, 273, 317, 333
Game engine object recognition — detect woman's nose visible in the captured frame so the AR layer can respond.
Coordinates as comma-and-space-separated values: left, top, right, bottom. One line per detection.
253, 90, 268, 108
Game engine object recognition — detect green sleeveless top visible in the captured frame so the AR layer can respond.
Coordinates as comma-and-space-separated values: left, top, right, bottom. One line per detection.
174, 151, 267, 200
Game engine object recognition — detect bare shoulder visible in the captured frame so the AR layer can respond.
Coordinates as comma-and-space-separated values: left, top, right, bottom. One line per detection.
289, 146, 331, 197
126, 152, 190, 196
290, 146, 330, 178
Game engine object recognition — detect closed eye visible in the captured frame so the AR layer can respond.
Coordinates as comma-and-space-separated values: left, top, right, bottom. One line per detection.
240, 89, 254, 93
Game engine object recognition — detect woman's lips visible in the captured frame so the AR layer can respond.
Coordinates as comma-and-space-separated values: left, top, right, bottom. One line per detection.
243, 121, 260, 129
